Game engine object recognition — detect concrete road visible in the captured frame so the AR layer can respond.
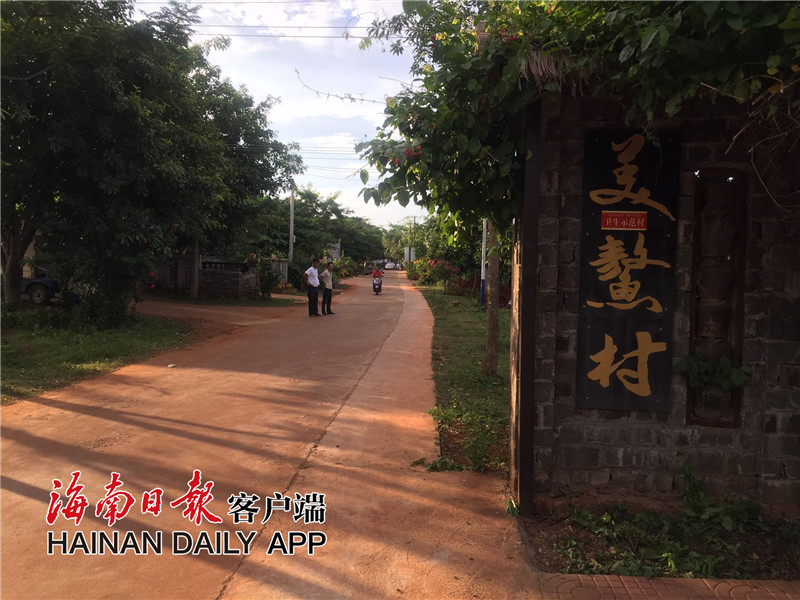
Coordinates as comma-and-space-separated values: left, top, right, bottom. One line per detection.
1, 272, 536, 599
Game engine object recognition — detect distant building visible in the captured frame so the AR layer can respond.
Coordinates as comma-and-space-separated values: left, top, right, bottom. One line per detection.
328, 240, 341, 260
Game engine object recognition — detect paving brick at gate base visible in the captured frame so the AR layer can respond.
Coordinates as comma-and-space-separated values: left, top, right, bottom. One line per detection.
535, 574, 800, 599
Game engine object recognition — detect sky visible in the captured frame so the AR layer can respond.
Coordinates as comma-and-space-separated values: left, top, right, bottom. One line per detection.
135, 0, 430, 229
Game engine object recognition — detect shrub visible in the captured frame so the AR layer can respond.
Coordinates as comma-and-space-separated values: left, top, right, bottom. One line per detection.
77, 291, 131, 330
258, 262, 281, 297
408, 258, 462, 284
449, 276, 480, 297
1, 302, 76, 330
406, 259, 423, 280
273, 281, 296, 293
331, 256, 356, 279
426, 259, 460, 283
287, 260, 305, 290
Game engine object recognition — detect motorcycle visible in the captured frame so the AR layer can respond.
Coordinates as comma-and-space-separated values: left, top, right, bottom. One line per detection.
372, 276, 383, 295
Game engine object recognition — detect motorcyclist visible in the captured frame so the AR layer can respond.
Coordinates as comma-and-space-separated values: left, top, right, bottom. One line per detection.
371, 266, 383, 294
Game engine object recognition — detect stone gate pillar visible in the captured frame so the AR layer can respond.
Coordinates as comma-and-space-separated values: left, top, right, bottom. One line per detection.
510, 101, 542, 516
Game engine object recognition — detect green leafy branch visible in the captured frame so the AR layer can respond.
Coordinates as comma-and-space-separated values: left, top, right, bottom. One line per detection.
676, 352, 752, 399
358, 1, 800, 223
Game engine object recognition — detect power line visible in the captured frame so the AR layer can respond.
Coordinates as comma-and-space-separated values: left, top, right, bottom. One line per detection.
191, 32, 399, 39
294, 68, 385, 104
225, 146, 359, 155
301, 173, 359, 181
138, 0, 398, 3
298, 149, 360, 154
299, 156, 360, 162
299, 146, 361, 152
299, 151, 359, 156
305, 164, 363, 172
194, 24, 370, 29
137, 1, 345, 4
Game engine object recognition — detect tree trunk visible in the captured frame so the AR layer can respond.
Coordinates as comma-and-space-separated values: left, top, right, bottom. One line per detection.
190, 236, 200, 298
1, 221, 37, 310
481, 220, 500, 376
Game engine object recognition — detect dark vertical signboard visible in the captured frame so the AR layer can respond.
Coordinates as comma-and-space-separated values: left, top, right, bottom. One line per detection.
576, 131, 680, 412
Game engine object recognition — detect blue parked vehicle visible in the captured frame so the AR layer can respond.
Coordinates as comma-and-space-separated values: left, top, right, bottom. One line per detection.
20, 266, 61, 305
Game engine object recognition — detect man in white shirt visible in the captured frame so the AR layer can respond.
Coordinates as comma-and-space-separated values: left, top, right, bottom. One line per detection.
320, 261, 335, 315
303, 258, 321, 317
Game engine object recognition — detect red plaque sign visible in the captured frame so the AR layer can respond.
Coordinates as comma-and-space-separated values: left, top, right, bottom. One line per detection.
601, 210, 648, 231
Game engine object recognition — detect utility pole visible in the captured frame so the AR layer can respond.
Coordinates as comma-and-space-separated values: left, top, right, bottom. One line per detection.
288, 189, 295, 263
405, 216, 417, 264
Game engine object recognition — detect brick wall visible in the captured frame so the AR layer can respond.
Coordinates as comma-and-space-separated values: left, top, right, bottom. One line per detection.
517, 93, 800, 511
199, 268, 258, 299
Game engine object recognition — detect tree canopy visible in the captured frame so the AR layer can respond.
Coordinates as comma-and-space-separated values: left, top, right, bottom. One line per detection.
357, 0, 800, 223
1, 0, 303, 324
290, 187, 385, 265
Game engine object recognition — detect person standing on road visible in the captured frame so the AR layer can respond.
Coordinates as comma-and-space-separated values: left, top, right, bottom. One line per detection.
303, 258, 321, 317
320, 261, 335, 315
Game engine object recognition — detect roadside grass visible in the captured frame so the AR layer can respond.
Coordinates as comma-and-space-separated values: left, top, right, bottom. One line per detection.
143, 292, 299, 306
546, 465, 800, 580
418, 285, 510, 472
417, 283, 800, 580
1, 306, 195, 404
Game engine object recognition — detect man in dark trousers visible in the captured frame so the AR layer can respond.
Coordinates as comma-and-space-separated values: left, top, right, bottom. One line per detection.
303, 258, 321, 317
320, 261, 335, 315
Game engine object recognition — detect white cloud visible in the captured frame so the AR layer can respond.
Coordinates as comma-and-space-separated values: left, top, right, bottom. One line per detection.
135, 0, 420, 228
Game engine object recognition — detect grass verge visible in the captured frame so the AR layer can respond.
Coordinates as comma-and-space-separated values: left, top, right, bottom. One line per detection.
143, 292, 299, 306
1, 306, 196, 404
418, 286, 510, 472
533, 465, 800, 580
417, 284, 799, 579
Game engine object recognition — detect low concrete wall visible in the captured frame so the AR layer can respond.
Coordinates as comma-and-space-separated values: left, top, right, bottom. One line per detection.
199, 267, 258, 299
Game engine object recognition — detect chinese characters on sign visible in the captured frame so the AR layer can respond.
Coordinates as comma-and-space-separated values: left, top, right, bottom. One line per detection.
576, 131, 680, 411
45, 470, 328, 556
600, 210, 647, 231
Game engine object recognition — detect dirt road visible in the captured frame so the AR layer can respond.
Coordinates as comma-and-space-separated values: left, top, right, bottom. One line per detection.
1, 272, 537, 599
